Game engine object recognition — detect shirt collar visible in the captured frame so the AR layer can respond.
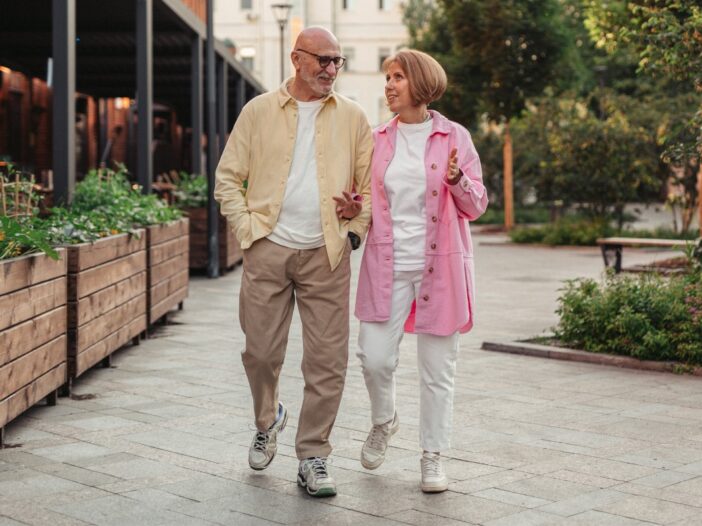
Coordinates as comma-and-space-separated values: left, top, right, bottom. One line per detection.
277, 77, 338, 108
377, 109, 451, 136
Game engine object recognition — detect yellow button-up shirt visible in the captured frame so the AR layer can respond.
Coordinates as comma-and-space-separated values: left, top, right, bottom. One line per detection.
214, 80, 373, 270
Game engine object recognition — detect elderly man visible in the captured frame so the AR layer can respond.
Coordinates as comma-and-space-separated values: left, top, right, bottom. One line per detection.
214, 27, 372, 497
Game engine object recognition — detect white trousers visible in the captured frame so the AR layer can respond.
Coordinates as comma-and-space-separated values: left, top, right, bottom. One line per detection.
357, 269, 459, 452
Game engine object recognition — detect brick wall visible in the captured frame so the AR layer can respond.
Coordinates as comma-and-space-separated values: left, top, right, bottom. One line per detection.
180, 0, 206, 23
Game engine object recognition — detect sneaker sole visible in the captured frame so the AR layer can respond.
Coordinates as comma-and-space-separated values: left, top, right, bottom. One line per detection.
360, 420, 400, 470
249, 409, 289, 471
297, 474, 337, 497
421, 482, 448, 493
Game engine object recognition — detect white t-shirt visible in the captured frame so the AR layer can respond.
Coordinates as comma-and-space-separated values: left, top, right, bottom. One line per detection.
384, 118, 433, 271
268, 99, 325, 249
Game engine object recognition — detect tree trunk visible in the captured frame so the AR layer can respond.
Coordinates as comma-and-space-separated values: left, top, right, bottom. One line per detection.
503, 121, 514, 230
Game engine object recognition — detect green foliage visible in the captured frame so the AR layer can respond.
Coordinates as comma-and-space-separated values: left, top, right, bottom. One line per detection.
473, 206, 550, 225
172, 173, 208, 208
509, 217, 613, 245
510, 218, 699, 246
555, 271, 702, 364
0, 215, 59, 261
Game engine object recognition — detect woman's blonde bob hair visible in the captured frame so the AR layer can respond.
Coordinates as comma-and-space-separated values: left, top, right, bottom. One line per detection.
382, 49, 447, 106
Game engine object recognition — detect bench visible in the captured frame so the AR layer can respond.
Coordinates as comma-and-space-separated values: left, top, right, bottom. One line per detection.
596, 237, 689, 273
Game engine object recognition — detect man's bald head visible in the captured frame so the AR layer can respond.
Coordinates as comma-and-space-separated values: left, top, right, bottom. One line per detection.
288, 26, 343, 101
294, 27, 340, 53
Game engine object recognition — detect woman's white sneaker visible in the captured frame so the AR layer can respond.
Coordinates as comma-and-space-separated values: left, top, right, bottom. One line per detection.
297, 457, 337, 497
361, 412, 400, 470
421, 452, 448, 493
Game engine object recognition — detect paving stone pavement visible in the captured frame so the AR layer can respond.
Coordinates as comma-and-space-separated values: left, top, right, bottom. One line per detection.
2, 234, 702, 525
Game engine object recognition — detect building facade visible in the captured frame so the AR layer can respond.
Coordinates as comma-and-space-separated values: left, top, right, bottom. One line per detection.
214, 0, 407, 126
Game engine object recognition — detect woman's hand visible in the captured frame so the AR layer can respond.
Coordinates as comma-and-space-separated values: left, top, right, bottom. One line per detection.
334, 191, 362, 219
446, 147, 462, 185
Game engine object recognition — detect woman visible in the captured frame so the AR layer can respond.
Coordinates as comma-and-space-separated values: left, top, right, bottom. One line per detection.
354, 49, 488, 493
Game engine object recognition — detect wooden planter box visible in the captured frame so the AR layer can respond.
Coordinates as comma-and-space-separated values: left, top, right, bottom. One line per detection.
1, 250, 67, 445
186, 207, 242, 271
66, 232, 147, 386
146, 218, 189, 326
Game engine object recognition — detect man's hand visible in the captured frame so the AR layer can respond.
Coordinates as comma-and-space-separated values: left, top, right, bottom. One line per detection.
333, 191, 362, 219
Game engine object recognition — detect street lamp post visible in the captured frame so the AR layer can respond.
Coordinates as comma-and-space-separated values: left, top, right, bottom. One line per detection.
271, 3, 293, 84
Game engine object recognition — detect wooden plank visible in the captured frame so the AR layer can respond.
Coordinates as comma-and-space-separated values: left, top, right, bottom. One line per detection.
0, 307, 66, 366
73, 315, 146, 378
69, 271, 146, 327
66, 231, 146, 272
71, 294, 146, 353
0, 363, 67, 428
596, 237, 687, 248
224, 228, 243, 268
151, 252, 188, 286
0, 336, 66, 400
149, 236, 189, 267
69, 251, 147, 299
150, 286, 188, 323
147, 218, 189, 246
0, 250, 66, 296
0, 277, 66, 332
151, 269, 189, 307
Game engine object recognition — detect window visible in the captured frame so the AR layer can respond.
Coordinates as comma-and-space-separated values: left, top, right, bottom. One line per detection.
241, 0, 252, 9
344, 48, 355, 72
240, 47, 256, 71
342, 0, 352, 10
378, 47, 390, 71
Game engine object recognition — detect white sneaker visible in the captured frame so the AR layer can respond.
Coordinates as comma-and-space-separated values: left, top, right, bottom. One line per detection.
421, 452, 448, 493
297, 457, 337, 497
248, 402, 288, 470
361, 412, 400, 470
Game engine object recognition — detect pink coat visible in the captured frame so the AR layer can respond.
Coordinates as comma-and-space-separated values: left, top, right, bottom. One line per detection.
354, 110, 488, 336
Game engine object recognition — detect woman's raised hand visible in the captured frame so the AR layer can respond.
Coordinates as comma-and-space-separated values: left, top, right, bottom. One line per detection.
446, 147, 461, 185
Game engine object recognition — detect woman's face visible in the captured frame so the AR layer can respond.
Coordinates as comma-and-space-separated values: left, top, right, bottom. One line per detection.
385, 62, 413, 114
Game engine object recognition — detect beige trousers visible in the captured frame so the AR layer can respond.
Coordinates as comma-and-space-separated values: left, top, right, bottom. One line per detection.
239, 238, 351, 459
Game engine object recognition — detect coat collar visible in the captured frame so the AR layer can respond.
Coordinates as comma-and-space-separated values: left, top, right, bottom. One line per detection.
376, 109, 452, 136
277, 78, 338, 108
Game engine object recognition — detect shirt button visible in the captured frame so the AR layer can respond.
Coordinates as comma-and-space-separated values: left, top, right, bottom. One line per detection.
428, 267, 434, 273
383, 206, 388, 211
431, 163, 437, 169
431, 243, 436, 249
432, 190, 438, 197
423, 295, 429, 301
432, 216, 437, 222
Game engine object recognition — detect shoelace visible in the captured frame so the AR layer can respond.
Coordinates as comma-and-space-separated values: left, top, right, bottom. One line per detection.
252, 431, 269, 452
307, 457, 329, 478
422, 453, 443, 477
366, 424, 389, 450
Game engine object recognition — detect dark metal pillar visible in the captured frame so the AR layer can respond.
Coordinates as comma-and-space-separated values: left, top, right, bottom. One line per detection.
191, 36, 203, 175
206, 0, 219, 278
235, 74, 246, 118
136, 0, 153, 193
216, 58, 228, 156
52, 0, 76, 205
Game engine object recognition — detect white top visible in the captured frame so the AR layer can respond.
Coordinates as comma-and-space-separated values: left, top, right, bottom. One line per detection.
268, 99, 326, 249
384, 118, 433, 271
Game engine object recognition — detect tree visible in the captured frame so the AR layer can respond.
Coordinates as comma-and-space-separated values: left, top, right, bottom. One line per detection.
416, 0, 567, 228
586, 0, 702, 234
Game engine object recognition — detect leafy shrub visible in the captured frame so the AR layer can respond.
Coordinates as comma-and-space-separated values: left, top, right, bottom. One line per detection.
172, 173, 208, 208
0, 215, 58, 261
474, 206, 551, 225
555, 270, 702, 364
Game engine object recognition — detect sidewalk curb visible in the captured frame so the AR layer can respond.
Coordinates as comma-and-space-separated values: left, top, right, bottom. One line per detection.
481, 340, 702, 376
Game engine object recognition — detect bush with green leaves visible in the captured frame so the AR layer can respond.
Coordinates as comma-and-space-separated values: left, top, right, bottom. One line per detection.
172, 173, 208, 208
555, 268, 702, 365
0, 215, 59, 261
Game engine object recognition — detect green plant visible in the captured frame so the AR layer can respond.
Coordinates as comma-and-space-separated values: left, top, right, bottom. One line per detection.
172, 173, 208, 208
0, 215, 58, 261
555, 270, 702, 365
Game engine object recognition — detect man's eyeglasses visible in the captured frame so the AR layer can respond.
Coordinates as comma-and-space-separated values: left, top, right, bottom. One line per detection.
296, 48, 346, 69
